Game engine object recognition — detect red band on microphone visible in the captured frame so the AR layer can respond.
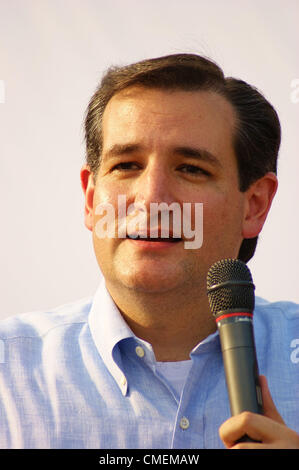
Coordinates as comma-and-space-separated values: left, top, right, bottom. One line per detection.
215, 312, 253, 323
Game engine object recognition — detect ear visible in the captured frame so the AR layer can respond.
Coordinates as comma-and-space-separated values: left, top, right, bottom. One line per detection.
80, 165, 95, 232
242, 172, 278, 239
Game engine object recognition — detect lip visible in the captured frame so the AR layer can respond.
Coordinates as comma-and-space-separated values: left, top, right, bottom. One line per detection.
125, 234, 183, 250
126, 238, 182, 249
126, 228, 182, 239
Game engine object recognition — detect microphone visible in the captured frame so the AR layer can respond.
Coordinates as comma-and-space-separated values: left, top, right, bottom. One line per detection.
207, 259, 263, 437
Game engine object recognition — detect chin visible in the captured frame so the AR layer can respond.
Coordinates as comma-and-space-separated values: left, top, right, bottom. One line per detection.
116, 266, 184, 294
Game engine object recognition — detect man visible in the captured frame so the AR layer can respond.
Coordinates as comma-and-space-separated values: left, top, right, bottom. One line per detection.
0, 53, 298, 449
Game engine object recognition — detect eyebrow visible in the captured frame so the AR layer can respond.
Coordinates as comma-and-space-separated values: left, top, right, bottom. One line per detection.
103, 143, 222, 168
173, 146, 222, 168
104, 143, 142, 159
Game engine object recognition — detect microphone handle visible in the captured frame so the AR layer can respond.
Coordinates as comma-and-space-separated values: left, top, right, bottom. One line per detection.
218, 317, 263, 443
218, 317, 263, 415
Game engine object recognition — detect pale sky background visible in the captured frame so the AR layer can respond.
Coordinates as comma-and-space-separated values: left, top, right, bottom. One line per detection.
0, 0, 298, 320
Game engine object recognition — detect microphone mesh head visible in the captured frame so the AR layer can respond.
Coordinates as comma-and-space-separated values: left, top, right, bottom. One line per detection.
207, 258, 255, 317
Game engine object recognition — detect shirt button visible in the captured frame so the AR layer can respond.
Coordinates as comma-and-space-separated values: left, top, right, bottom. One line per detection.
135, 346, 145, 358
120, 375, 127, 386
179, 417, 190, 430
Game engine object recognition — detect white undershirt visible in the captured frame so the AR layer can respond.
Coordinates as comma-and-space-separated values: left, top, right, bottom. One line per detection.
155, 360, 192, 396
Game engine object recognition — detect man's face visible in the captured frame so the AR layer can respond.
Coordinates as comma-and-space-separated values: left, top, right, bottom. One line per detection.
89, 86, 247, 295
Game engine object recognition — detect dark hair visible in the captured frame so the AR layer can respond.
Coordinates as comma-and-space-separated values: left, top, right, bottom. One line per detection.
84, 53, 281, 262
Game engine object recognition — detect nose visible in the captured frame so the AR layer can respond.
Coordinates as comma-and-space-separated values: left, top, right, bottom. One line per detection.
133, 158, 175, 209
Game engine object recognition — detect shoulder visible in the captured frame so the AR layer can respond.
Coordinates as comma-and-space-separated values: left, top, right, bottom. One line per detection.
254, 296, 299, 350
255, 296, 299, 321
0, 295, 94, 341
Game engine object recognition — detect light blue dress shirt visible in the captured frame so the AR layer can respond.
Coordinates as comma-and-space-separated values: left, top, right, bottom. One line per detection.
0, 280, 298, 449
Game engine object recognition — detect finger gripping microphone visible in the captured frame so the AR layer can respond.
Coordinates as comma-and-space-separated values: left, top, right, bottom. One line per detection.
207, 259, 263, 421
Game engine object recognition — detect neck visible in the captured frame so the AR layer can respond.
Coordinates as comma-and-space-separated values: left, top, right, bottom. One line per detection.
105, 281, 216, 361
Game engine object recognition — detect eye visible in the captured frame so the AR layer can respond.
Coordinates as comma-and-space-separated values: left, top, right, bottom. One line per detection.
177, 164, 210, 176
111, 161, 140, 171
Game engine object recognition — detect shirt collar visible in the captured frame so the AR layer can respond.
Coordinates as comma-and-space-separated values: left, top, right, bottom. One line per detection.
191, 330, 220, 355
88, 281, 221, 394
88, 280, 135, 395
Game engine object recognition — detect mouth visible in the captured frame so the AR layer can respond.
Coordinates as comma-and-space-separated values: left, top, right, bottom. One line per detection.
126, 235, 182, 243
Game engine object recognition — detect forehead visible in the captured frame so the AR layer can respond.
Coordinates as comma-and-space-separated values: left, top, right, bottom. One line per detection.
101, 86, 237, 156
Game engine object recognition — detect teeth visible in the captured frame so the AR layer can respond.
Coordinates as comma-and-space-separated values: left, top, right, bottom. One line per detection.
127, 235, 181, 242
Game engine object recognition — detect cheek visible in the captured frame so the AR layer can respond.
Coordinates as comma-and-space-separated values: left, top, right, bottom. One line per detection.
93, 184, 118, 207
92, 183, 121, 230
201, 190, 245, 240
93, 178, 134, 213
